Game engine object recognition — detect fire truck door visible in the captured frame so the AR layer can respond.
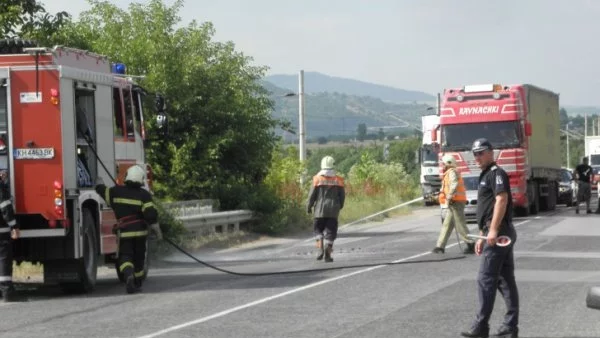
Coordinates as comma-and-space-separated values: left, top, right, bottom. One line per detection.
0, 70, 11, 194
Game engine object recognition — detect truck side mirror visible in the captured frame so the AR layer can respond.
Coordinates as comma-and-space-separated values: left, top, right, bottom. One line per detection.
525, 122, 532, 136
156, 113, 168, 136
431, 125, 438, 142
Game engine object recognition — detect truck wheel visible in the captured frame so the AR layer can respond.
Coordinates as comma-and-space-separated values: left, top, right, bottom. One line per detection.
530, 183, 540, 215
61, 208, 98, 293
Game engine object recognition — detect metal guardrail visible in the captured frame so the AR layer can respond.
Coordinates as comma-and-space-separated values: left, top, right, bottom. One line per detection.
178, 210, 254, 235
163, 199, 214, 217
164, 200, 254, 235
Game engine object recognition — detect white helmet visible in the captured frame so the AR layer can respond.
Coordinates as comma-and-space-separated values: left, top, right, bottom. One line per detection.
442, 154, 456, 167
125, 165, 145, 184
321, 156, 335, 169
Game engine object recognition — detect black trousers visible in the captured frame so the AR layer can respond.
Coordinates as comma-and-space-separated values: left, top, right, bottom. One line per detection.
0, 237, 12, 289
118, 235, 147, 280
474, 226, 519, 330
313, 218, 338, 244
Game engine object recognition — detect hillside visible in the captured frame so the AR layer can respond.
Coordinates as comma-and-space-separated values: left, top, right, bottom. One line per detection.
265, 72, 436, 104
260, 80, 431, 140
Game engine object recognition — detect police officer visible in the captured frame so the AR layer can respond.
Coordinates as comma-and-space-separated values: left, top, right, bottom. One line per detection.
95, 165, 160, 294
307, 156, 345, 263
461, 139, 519, 338
0, 170, 18, 302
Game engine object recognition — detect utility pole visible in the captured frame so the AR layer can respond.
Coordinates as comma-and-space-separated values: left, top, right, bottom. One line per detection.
567, 122, 570, 169
298, 70, 306, 184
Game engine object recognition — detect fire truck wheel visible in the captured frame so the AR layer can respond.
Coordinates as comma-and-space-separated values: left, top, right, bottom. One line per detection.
61, 208, 98, 293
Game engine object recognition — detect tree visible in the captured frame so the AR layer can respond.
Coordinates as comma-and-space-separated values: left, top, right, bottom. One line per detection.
559, 108, 569, 128
53, 0, 279, 209
0, 0, 70, 41
357, 123, 367, 142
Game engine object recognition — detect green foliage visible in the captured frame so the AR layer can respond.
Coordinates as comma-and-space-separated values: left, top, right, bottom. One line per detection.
0, 0, 70, 40
50, 0, 279, 210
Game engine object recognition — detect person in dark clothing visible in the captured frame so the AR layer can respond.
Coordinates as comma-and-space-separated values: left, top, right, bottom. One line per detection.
0, 170, 19, 302
307, 156, 345, 263
95, 165, 159, 294
461, 139, 519, 338
573, 157, 593, 214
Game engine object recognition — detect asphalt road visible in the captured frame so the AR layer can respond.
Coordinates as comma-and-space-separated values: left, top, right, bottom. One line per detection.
2, 200, 600, 338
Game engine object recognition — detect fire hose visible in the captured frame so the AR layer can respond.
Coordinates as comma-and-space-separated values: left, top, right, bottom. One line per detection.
82, 135, 466, 276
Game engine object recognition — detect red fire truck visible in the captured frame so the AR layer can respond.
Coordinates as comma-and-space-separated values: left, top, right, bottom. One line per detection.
0, 40, 167, 292
432, 84, 562, 217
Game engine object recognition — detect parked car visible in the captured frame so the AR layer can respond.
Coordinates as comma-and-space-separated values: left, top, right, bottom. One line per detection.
558, 168, 577, 206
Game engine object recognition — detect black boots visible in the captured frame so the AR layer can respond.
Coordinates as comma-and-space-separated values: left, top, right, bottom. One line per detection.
324, 244, 333, 263
316, 239, 333, 262
461, 326, 489, 337
463, 242, 475, 254
432, 247, 444, 254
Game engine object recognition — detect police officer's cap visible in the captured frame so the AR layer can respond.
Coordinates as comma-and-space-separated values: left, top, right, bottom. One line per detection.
472, 138, 493, 153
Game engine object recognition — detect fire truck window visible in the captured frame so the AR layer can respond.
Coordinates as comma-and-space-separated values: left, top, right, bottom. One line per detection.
113, 88, 124, 137
75, 88, 97, 188
132, 91, 142, 137
123, 89, 135, 139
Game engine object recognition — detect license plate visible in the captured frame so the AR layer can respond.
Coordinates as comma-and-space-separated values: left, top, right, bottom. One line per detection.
13, 148, 55, 160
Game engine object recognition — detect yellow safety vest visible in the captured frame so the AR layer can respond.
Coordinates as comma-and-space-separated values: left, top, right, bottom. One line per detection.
439, 168, 467, 204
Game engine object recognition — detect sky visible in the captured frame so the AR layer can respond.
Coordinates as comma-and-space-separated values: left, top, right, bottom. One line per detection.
41, 0, 600, 106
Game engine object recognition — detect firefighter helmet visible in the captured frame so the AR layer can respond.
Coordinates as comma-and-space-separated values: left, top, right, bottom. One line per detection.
321, 156, 335, 170
442, 154, 456, 167
125, 165, 145, 184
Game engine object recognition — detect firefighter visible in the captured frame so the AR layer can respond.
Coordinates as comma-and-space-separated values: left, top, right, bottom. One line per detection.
307, 156, 345, 263
95, 165, 160, 294
461, 138, 519, 338
0, 170, 19, 302
573, 156, 593, 214
433, 154, 475, 254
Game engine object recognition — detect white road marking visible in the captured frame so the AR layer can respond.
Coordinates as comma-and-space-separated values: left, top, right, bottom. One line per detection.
137, 219, 531, 338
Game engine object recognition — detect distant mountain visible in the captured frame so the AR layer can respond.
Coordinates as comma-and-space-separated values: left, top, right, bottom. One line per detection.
562, 105, 600, 117
264, 72, 435, 104
260, 80, 432, 140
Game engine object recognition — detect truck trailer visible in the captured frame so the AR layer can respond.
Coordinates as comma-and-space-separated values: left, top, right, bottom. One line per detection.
432, 83, 562, 216
418, 114, 441, 205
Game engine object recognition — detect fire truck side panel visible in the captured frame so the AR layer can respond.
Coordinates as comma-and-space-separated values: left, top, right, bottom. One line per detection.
10, 69, 64, 219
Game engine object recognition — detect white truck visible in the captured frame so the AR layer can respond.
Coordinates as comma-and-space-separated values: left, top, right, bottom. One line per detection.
418, 115, 441, 206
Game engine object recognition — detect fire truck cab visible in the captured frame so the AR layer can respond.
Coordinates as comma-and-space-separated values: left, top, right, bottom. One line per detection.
0, 42, 167, 293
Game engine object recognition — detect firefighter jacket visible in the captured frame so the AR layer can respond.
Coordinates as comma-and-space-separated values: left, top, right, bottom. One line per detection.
0, 180, 16, 240
95, 183, 158, 237
439, 167, 467, 206
307, 170, 345, 218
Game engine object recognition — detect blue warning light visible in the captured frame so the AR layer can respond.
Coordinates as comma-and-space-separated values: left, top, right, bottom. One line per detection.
112, 63, 126, 74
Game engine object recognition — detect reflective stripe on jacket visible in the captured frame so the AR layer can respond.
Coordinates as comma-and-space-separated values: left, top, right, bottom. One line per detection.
307, 172, 345, 218
439, 168, 467, 204
95, 183, 158, 235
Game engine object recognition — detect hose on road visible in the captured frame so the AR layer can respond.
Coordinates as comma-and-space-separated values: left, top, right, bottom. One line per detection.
85, 136, 467, 277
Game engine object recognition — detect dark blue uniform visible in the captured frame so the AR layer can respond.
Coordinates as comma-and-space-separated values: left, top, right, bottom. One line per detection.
472, 162, 519, 334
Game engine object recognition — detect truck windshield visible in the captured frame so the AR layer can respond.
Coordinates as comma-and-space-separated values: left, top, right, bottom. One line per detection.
421, 145, 439, 166
462, 176, 479, 191
590, 154, 600, 166
441, 121, 521, 151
